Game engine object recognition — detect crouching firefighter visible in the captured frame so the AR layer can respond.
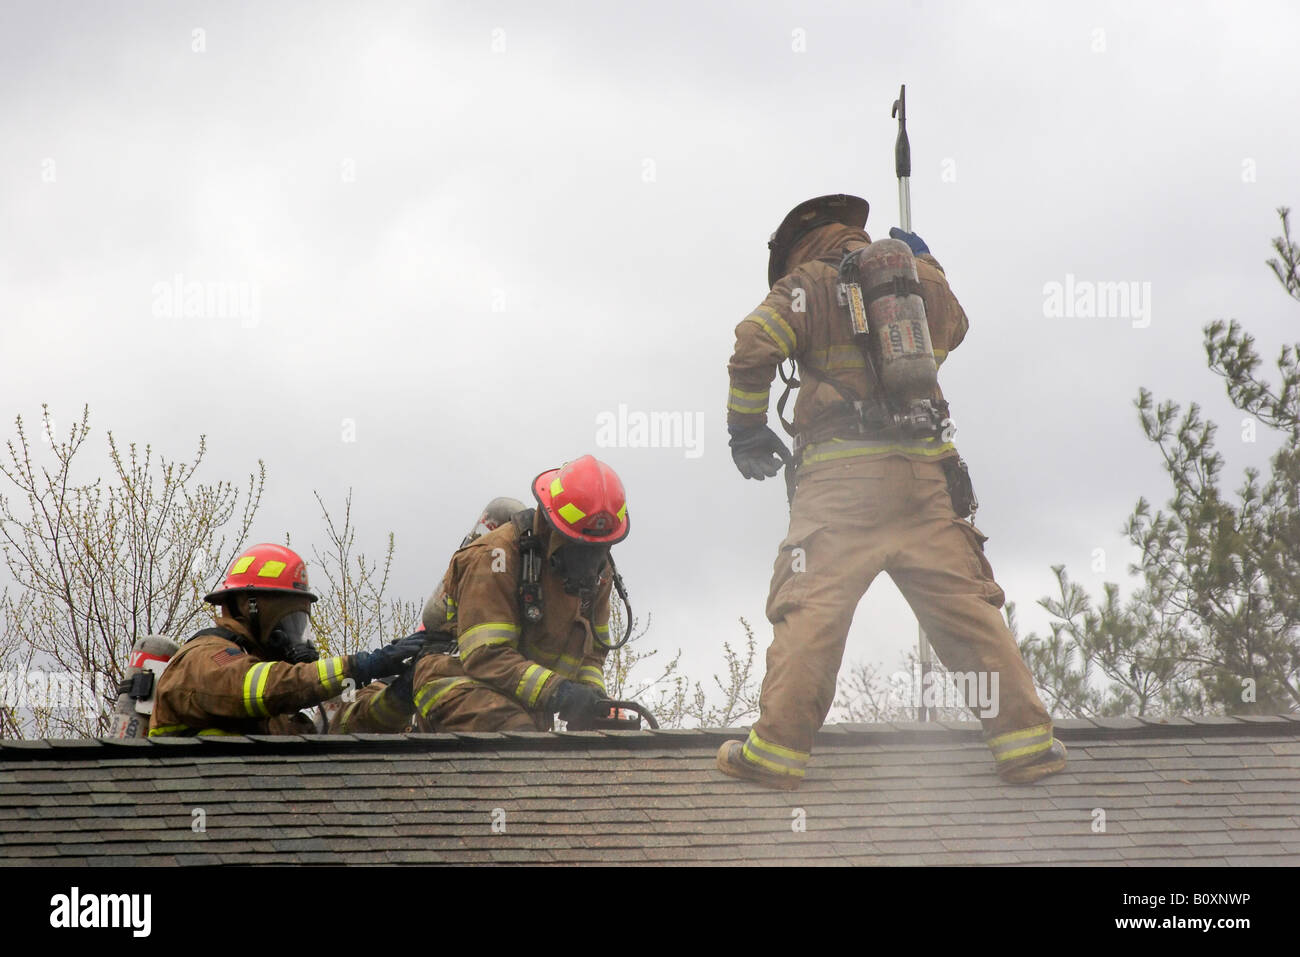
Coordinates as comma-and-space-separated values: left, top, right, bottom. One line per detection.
410, 455, 632, 732
326, 497, 532, 735
149, 543, 423, 737
719, 194, 1066, 789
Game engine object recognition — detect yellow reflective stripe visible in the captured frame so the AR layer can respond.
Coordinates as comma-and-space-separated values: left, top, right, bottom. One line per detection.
257, 560, 286, 579
414, 677, 474, 717
337, 701, 362, 734
515, 664, 555, 707
808, 345, 865, 370
578, 665, 605, 693
987, 722, 1053, 749
616, 503, 626, 522
747, 305, 796, 358
530, 646, 583, 677
315, 656, 345, 695
549, 477, 563, 498
801, 437, 956, 464
988, 723, 1054, 762
147, 723, 190, 737
741, 730, 809, 776
197, 728, 241, 736
370, 687, 407, 727
727, 387, 769, 415
230, 555, 255, 575
243, 662, 273, 717
558, 502, 586, 524
458, 622, 520, 660
933, 348, 948, 367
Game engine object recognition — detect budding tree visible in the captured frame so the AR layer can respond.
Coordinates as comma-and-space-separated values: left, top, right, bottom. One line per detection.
0, 406, 263, 737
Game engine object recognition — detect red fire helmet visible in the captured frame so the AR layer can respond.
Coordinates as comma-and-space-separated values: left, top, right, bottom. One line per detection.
203, 543, 319, 605
532, 455, 629, 545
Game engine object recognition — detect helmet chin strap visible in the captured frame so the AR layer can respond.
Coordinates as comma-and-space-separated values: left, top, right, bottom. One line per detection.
245, 596, 263, 651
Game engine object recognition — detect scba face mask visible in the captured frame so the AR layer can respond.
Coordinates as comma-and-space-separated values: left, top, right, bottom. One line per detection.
267, 610, 319, 664
550, 544, 610, 595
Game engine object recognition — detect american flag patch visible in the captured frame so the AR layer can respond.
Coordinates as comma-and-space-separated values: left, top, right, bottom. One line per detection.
212, 647, 244, 662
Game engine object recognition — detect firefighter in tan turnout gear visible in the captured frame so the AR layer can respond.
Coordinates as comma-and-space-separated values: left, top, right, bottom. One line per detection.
410, 456, 629, 732
327, 495, 530, 734
718, 194, 1067, 789
149, 543, 423, 737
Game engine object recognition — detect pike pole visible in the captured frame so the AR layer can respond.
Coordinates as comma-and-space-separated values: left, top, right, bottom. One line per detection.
892, 83, 935, 721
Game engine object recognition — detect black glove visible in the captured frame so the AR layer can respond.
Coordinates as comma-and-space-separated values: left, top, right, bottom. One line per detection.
729, 425, 789, 481
350, 634, 425, 685
548, 680, 605, 730
384, 664, 416, 710
889, 226, 930, 256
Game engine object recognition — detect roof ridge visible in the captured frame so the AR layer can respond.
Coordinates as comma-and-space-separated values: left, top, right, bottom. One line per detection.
2, 714, 1298, 761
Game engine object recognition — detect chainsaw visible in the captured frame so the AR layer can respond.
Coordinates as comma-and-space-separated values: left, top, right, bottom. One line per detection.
585, 699, 660, 730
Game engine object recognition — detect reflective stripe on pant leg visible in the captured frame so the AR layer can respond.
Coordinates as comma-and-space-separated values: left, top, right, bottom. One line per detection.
147, 723, 191, 737
741, 729, 809, 778
987, 723, 1053, 763
414, 677, 475, 718
369, 687, 408, 729
337, 700, 362, 734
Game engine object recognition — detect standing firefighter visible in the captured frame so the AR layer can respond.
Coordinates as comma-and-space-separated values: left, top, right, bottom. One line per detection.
718, 194, 1066, 789
411, 456, 629, 732
149, 543, 423, 737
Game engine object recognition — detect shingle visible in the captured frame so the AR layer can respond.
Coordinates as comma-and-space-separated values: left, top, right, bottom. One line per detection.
4, 722, 1300, 865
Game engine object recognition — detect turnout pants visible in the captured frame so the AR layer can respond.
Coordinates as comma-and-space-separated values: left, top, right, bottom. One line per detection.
411, 654, 553, 732
745, 455, 1054, 782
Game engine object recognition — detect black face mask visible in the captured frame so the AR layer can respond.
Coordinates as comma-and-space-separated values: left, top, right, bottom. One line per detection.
266, 610, 319, 663
550, 545, 609, 595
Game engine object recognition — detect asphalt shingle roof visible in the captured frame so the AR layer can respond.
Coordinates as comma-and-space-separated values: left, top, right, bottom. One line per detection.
2, 716, 1298, 866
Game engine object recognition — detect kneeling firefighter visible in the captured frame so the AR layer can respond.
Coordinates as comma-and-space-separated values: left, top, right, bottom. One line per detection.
719, 194, 1066, 789
327, 495, 529, 734
149, 543, 423, 737
410, 455, 632, 732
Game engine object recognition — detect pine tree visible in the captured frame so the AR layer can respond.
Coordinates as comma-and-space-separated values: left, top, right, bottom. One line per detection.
1020, 208, 1300, 716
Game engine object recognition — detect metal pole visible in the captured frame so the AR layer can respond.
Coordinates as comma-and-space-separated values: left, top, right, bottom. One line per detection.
894, 84, 932, 720
891, 84, 912, 232
917, 625, 935, 722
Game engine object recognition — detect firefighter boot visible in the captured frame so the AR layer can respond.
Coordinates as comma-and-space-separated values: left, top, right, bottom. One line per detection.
998, 738, 1068, 785
716, 740, 802, 791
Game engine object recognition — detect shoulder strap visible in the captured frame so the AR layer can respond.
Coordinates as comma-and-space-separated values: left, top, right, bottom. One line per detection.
512, 509, 544, 625
187, 626, 240, 644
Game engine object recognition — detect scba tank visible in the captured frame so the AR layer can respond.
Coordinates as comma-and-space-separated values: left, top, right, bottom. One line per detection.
107, 635, 178, 738
848, 238, 939, 406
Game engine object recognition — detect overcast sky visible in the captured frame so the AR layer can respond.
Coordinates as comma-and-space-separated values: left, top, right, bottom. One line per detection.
3, 0, 1299, 696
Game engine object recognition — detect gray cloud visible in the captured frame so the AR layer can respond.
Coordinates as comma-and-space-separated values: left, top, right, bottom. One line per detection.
2, 0, 1298, 686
